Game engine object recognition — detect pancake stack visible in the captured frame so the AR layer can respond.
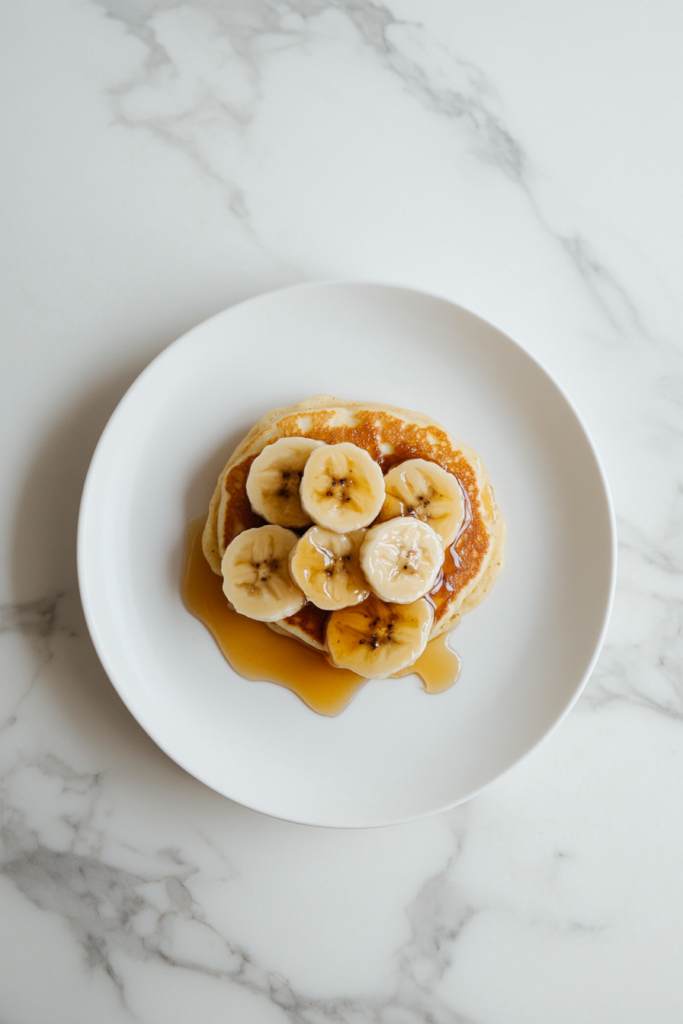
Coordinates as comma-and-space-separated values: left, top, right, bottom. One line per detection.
203, 395, 506, 677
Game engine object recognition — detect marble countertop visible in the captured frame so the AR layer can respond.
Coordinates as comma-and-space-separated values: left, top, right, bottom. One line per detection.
2, 1, 682, 1020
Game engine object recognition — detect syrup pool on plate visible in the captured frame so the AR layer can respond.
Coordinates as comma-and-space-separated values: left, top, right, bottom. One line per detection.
182, 517, 461, 716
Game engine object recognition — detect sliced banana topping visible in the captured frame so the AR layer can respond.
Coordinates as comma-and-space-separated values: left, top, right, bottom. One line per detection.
378, 458, 464, 549
300, 442, 385, 533
246, 437, 324, 528
221, 525, 305, 622
360, 518, 444, 604
290, 526, 369, 611
326, 594, 434, 678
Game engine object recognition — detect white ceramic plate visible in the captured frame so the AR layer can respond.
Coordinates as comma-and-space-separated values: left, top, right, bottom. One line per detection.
78, 282, 616, 827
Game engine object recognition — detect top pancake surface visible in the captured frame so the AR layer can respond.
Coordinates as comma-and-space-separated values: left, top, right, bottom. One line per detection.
203, 395, 505, 641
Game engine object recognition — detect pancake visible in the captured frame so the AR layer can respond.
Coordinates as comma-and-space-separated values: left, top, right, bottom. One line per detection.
203, 395, 505, 649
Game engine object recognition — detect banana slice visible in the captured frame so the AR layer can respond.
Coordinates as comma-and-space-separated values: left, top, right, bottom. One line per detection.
326, 594, 433, 678
300, 442, 385, 533
246, 437, 325, 528
378, 459, 464, 548
360, 518, 444, 603
289, 526, 370, 611
221, 525, 305, 622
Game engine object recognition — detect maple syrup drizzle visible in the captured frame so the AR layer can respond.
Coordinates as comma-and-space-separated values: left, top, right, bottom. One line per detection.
182, 517, 461, 716
394, 631, 461, 692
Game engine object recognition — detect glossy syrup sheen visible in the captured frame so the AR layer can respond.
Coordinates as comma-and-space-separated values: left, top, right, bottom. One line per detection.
182, 518, 461, 716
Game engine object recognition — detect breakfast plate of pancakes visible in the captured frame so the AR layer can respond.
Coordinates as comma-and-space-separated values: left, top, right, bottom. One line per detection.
78, 282, 616, 826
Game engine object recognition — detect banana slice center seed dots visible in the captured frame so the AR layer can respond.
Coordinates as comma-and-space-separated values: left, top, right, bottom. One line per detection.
246, 437, 324, 528
289, 526, 369, 611
300, 442, 385, 532
221, 524, 305, 622
360, 518, 445, 604
326, 594, 434, 678
379, 458, 464, 549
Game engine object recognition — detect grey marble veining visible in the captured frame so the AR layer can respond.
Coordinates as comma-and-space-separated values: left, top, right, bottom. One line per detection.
0, 595, 64, 639
95, 0, 654, 345
0, 733, 620, 1021
0, 751, 479, 1022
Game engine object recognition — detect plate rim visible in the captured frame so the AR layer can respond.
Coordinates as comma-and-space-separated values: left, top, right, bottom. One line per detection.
77, 279, 618, 827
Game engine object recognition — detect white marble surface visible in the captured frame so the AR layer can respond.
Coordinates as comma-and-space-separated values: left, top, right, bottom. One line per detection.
2, 0, 683, 1020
